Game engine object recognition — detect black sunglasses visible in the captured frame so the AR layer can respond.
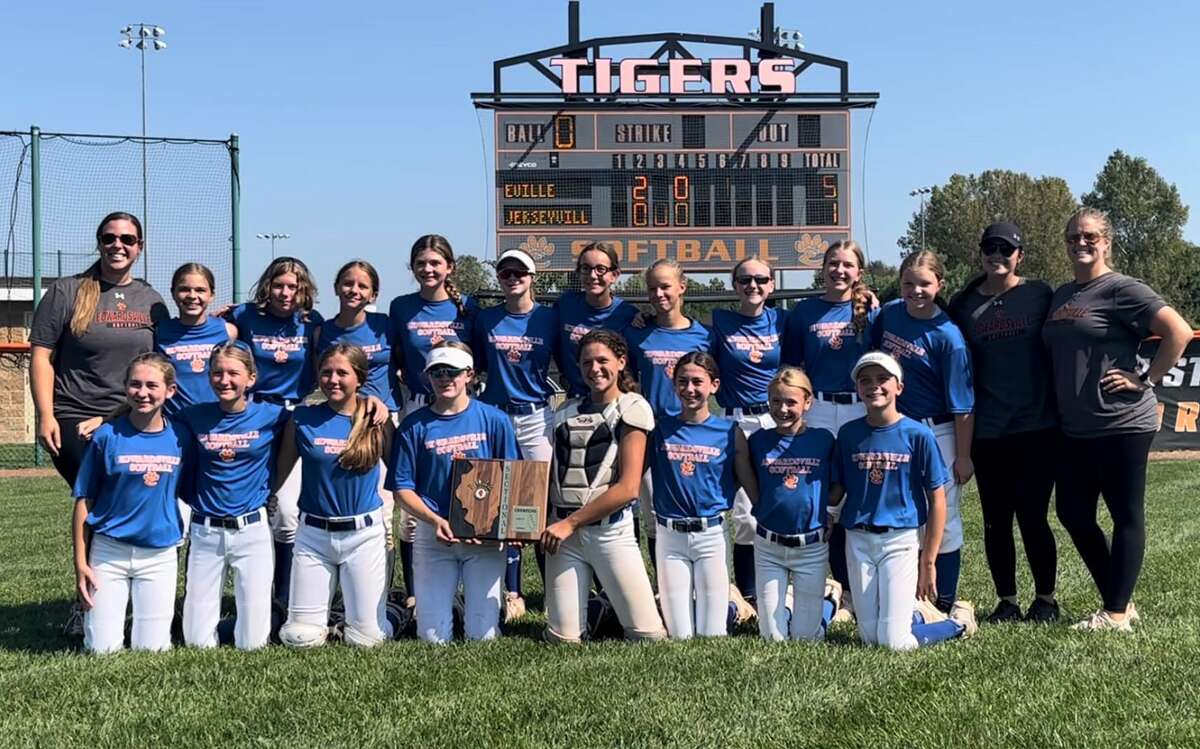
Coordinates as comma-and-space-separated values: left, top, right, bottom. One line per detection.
736, 274, 772, 286
980, 242, 1018, 257
100, 233, 140, 246
428, 366, 467, 379
498, 268, 532, 281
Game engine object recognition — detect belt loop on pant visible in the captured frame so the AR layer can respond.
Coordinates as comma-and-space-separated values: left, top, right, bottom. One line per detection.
655, 515, 724, 534
755, 525, 826, 548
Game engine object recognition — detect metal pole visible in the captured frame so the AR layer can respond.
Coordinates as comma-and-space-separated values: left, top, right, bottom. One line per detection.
140, 37, 149, 280
230, 133, 241, 302
920, 194, 927, 251
30, 125, 43, 466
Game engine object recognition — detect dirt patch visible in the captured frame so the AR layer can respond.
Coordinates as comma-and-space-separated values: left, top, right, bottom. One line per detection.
1150, 451, 1200, 461
0, 468, 60, 478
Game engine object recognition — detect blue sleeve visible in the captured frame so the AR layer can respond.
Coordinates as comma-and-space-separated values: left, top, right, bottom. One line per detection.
942, 334, 975, 413
73, 430, 106, 500
387, 418, 418, 492
917, 428, 950, 491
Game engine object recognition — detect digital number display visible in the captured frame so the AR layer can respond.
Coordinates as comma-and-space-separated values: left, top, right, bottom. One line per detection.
495, 110, 851, 270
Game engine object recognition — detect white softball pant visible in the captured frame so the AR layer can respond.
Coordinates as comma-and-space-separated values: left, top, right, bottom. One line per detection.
805, 397, 866, 435
754, 535, 828, 641
726, 409, 775, 546
544, 512, 667, 643
280, 509, 393, 648
412, 521, 505, 643
845, 527, 920, 651
271, 402, 302, 545
183, 509, 273, 650
656, 522, 729, 639
83, 534, 177, 654
924, 420, 963, 554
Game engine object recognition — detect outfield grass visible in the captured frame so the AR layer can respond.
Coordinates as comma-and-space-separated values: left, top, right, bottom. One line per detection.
1, 465, 1198, 747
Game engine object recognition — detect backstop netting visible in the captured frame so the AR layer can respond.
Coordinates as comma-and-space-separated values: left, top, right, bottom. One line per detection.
0, 129, 236, 468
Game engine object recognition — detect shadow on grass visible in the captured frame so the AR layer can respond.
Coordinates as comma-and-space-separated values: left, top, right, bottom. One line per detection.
0, 598, 84, 654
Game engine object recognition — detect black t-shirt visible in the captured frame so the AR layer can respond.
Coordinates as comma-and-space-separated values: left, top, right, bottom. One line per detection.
949, 280, 1057, 439
30, 275, 169, 420
1041, 272, 1165, 437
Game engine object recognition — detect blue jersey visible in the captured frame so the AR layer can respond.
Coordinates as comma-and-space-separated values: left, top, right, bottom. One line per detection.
230, 303, 323, 401
387, 293, 478, 403
474, 303, 559, 407
318, 312, 396, 410
873, 300, 974, 420
155, 316, 230, 417
749, 426, 838, 535
293, 404, 383, 518
73, 416, 186, 548
176, 401, 288, 517
834, 416, 949, 531
625, 319, 715, 416
650, 414, 739, 519
711, 307, 786, 408
553, 291, 640, 398
387, 399, 520, 519
783, 298, 878, 393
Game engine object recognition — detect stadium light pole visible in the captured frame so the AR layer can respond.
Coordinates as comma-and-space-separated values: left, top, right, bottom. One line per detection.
909, 187, 933, 251
119, 23, 166, 277
256, 233, 290, 260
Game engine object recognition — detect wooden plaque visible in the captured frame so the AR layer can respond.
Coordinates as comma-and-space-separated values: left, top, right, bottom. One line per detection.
449, 458, 549, 541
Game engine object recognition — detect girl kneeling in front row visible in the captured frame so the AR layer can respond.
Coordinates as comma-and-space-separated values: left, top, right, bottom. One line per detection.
832, 352, 976, 651
72, 353, 186, 654
651, 351, 757, 639
275, 344, 397, 647
749, 367, 843, 641
389, 342, 521, 643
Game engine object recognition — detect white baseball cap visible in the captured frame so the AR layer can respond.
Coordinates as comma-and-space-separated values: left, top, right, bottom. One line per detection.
497, 249, 537, 274
851, 351, 904, 384
424, 346, 474, 372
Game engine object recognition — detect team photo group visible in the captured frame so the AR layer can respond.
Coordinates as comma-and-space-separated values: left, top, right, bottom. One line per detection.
29, 207, 1193, 655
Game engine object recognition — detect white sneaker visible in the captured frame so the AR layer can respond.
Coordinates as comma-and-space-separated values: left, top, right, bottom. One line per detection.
1072, 609, 1134, 633
1125, 602, 1141, 625
949, 601, 978, 638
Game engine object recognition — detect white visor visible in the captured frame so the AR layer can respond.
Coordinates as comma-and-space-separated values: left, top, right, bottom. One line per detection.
851, 351, 904, 384
424, 346, 474, 372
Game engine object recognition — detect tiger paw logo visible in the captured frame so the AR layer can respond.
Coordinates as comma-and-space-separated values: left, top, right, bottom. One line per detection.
517, 235, 555, 262
869, 466, 884, 485
142, 470, 160, 487
190, 357, 206, 373
452, 451, 467, 460
472, 478, 492, 503
219, 447, 236, 462
665, 362, 676, 379
748, 348, 763, 364
430, 334, 444, 346
680, 458, 696, 477
794, 233, 831, 266
116, 301, 128, 312
783, 473, 799, 490
506, 348, 522, 364
273, 349, 289, 364
828, 334, 843, 351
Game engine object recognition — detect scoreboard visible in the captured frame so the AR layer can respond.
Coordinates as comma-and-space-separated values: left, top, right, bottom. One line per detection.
495, 109, 851, 271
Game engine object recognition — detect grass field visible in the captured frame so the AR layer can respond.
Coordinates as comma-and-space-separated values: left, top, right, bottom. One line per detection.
2, 465, 1199, 747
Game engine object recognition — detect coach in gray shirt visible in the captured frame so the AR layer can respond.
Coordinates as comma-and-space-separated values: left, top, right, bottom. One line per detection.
1042, 207, 1191, 633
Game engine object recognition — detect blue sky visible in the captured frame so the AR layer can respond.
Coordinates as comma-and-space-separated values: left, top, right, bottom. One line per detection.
3, 0, 1199, 310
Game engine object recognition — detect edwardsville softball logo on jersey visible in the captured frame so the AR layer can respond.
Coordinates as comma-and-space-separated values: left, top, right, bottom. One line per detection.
880, 331, 925, 360
760, 455, 822, 488
851, 450, 910, 485
662, 440, 720, 474
407, 320, 465, 347
314, 437, 348, 455
117, 453, 181, 485
725, 331, 779, 364
646, 349, 688, 379
810, 320, 855, 351
252, 334, 305, 364
489, 333, 543, 364
198, 430, 262, 461
161, 342, 219, 374
425, 432, 488, 457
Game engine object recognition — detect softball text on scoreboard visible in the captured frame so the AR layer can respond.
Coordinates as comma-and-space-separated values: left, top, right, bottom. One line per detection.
495, 110, 851, 271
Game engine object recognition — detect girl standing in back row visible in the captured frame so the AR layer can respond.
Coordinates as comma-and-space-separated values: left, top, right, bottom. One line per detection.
872, 250, 974, 613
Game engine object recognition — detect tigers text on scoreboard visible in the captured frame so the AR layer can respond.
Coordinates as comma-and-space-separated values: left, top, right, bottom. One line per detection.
495, 109, 851, 271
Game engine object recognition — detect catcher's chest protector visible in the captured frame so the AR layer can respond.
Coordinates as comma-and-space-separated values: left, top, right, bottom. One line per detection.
551, 393, 653, 509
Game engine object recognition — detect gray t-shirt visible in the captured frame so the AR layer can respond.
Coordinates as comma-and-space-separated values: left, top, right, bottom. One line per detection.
1042, 272, 1165, 437
949, 280, 1057, 439
30, 275, 169, 420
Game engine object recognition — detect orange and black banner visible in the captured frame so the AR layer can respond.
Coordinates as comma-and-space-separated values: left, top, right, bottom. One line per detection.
1141, 332, 1200, 451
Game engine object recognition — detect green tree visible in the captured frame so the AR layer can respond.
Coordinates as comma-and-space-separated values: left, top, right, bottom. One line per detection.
1082, 150, 1199, 323
451, 254, 496, 298
898, 170, 1077, 296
